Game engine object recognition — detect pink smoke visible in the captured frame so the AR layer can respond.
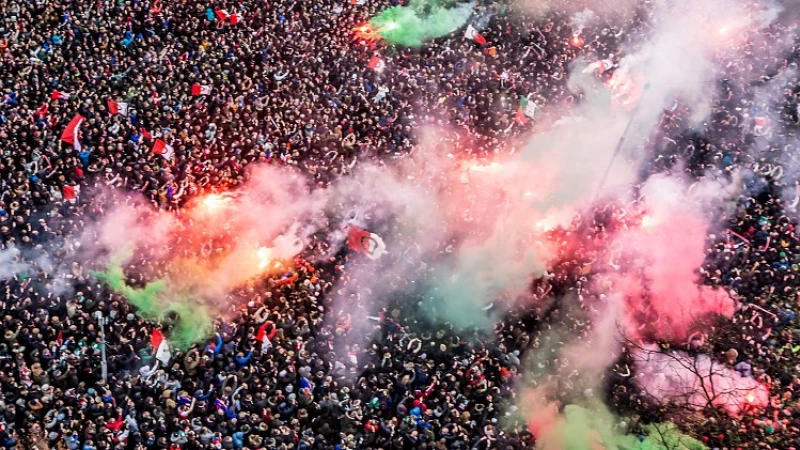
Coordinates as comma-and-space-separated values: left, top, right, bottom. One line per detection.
632, 345, 768, 416
608, 175, 736, 341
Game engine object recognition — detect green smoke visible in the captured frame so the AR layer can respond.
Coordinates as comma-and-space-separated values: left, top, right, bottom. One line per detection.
370, 0, 474, 47
94, 263, 212, 350
540, 404, 706, 450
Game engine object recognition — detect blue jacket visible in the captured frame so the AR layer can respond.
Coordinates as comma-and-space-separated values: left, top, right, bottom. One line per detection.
235, 350, 252, 368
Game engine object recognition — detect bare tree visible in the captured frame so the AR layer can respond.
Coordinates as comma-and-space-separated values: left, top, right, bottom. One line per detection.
620, 335, 765, 448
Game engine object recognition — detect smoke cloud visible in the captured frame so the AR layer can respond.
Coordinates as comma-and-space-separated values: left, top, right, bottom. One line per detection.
632, 344, 769, 416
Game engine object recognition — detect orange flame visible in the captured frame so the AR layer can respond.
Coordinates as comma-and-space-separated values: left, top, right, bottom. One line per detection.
257, 247, 273, 271
201, 194, 231, 212
570, 35, 585, 47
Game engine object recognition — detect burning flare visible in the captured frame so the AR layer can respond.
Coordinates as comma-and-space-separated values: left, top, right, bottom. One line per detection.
201, 193, 231, 212
257, 247, 274, 271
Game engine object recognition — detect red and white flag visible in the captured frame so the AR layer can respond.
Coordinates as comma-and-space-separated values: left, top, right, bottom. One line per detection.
582, 59, 614, 75
152, 139, 175, 160
60, 114, 85, 151
347, 226, 387, 260
151, 329, 171, 365
140, 128, 153, 140
51, 90, 71, 100
256, 322, 275, 352
192, 83, 212, 96
229, 12, 241, 25
754, 116, 771, 137
107, 99, 129, 116
464, 25, 487, 45
215, 9, 230, 20
367, 56, 385, 72
63, 185, 80, 203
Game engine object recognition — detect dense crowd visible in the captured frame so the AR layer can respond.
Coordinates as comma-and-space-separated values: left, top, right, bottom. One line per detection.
0, 0, 799, 448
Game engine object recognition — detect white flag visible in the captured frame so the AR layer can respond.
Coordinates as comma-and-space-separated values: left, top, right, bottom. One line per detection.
155, 340, 171, 365
161, 144, 174, 161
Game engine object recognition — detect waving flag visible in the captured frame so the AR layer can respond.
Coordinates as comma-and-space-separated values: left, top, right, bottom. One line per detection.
51, 90, 71, 100
60, 114, 85, 151
464, 25, 486, 45
215, 9, 230, 21
191, 83, 212, 96
151, 329, 171, 365
152, 139, 175, 160
754, 116, 771, 137
256, 321, 275, 352
583, 59, 614, 75
367, 56, 385, 72
63, 185, 80, 203
35, 103, 48, 118
347, 226, 387, 260
514, 107, 529, 125
107, 99, 129, 116
516, 94, 538, 125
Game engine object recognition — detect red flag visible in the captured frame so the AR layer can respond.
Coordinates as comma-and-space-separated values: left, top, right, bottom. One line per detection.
51, 90, 71, 100
152, 139, 167, 154
215, 9, 230, 21
348, 226, 371, 252
192, 83, 212, 96
256, 321, 276, 352
367, 56, 385, 72
347, 226, 387, 260
754, 116, 771, 137
141, 128, 152, 140
151, 329, 171, 364
230, 13, 240, 25
56, 330, 63, 347
151, 329, 165, 349
60, 114, 85, 150
35, 103, 48, 118
107, 99, 128, 115
464, 25, 486, 46
153, 139, 174, 160
63, 185, 79, 202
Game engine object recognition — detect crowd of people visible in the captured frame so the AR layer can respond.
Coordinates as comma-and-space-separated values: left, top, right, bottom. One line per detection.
0, 0, 799, 448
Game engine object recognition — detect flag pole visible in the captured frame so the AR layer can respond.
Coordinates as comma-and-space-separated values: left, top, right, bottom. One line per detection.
593, 84, 649, 202
94, 311, 108, 382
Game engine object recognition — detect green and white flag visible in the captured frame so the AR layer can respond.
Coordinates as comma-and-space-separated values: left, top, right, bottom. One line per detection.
520, 94, 538, 119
